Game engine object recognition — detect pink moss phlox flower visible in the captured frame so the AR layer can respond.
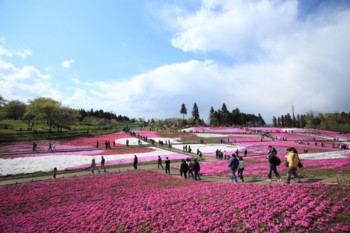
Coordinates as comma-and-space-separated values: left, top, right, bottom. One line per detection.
1, 172, 349, 232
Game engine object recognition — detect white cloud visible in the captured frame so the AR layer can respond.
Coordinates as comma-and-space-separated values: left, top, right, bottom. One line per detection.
64, 88, 93, 108
0, 45, 12, 57
62, 59, 75, 69
14, 49, 33, 58
84, 82, 94, 86
0, 60, 50, 81
0, 60, 63, 102
72, 78, 79, 84
170, 0, 299, 59
69, 60, 225, 118
0, 38, 33, 58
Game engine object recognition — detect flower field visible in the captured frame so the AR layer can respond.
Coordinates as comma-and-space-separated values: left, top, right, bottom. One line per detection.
1, 127, 350, 177
1, 127, 350, 232
1, 170, 350, 232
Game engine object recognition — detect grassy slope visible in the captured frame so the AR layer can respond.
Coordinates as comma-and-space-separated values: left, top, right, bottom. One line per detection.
0, 119, 140, 142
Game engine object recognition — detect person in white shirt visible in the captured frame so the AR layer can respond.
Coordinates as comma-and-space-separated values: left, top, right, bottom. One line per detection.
238, 156, 245, 182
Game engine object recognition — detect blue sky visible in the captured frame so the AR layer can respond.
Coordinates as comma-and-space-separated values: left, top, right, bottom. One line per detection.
1, 0, 350, 123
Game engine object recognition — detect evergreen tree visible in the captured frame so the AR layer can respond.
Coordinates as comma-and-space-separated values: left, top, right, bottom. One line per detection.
192, 103, 200, 120
221, 103, 228, 114
180, 103, 187, 120
285, 113, 292, 127
258, 113, 265, 126
209, 107, 222, 126
221, 103, 229, 125
292, 112, 296, 127
296, 114, 301, 128
273, 116, 277, 127
232, 108, 241, 125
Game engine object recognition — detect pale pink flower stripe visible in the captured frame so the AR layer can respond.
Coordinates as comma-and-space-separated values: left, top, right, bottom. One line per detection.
1, 171, 349, 232
66, 153, 191, 170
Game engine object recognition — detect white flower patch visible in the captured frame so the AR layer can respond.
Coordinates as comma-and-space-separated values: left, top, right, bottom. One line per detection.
298, 150, 350, 160
181, 127, 197, 133
115, 138, 149, 145
0, 147, 186, 176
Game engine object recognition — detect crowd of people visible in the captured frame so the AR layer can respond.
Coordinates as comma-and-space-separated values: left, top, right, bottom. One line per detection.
52, 144, 304, 184
226, 145, 303, 184
179, 158, 201, 180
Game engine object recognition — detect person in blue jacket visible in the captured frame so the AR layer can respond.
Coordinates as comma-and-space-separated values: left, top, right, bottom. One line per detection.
229, 154, 239, 183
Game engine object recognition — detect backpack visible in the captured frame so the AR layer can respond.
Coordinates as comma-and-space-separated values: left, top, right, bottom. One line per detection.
270, 154, 281, 166
274, 156, 281, 166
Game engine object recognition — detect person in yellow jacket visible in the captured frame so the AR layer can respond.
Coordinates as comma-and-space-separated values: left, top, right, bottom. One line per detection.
286, 147, 301, 183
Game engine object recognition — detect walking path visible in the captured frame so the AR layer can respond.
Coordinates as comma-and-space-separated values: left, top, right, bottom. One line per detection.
1, 155, 347, 186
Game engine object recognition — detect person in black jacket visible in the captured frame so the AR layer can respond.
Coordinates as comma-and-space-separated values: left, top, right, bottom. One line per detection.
267, 145, 281, 181
188, 159, 194, 178
157, 156, 164, 169
99, 156, 106, 173
193, 159, 201, 180
165, 157, 171, 174
180, 159, 189, 179
133, 155, 138, 169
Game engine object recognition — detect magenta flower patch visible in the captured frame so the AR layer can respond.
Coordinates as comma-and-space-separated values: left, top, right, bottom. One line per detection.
0, 171, 349, 232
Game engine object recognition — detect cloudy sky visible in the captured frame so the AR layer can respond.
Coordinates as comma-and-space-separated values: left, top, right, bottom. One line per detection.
1, 0, 349, 123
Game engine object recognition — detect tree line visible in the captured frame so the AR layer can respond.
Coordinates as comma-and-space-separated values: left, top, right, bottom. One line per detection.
179, 102, 266, 126
0, 96, 129, 132
2, 95, 348, 132
79, 109, 129, 122
272, 111, 350, 133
